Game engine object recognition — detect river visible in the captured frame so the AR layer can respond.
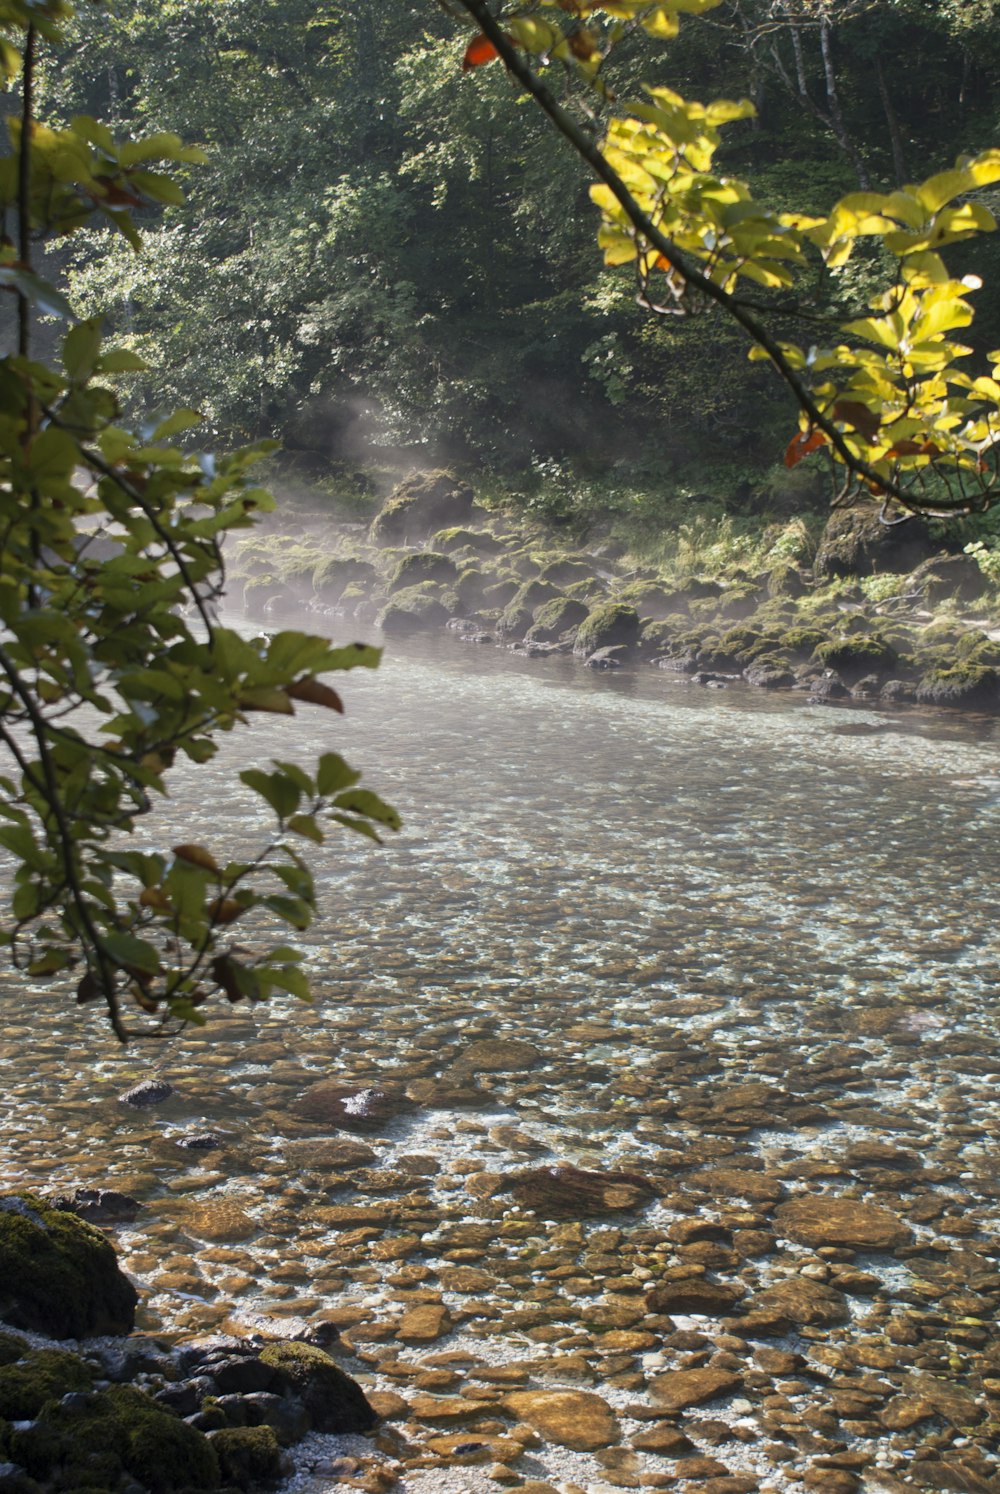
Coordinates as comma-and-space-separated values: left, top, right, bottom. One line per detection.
1, 626, 999, 1492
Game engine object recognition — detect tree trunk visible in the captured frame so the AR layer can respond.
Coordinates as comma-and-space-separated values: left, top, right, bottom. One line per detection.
875, 53, 906, 185
819, 16, 871, 189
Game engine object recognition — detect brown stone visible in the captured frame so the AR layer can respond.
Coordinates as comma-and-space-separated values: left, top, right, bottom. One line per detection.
504, 1390, 620, 1451
459, 1039, 542, 1071
753, 1278, 850, 1326
510, 1164, 656, 1219
288, 1082, 415, 1132
647, 1279, 744, 1316
397, 1304, 453, 1344
774, 1196, 911, 1250
691, 1168, 784, 1205
173, 1199, 258, 1243
631, 1425, 696, 1455
282, 1138, 377, 1170
648, 1368, 743, 1412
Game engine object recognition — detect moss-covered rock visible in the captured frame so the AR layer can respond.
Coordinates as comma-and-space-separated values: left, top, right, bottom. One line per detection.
433, 526, 506, 556
258, 1342, 376, 1434
525, 596, 589, 643
388, 551, 457, 592
813, 503, 942, 579
210, 1425, 284, 1488
480, 577, 520, 610
375, 583, 451, 635
779, 626, 828, 659
916, 664, 999, 710
906, 552, 991, 604
537, 557, 597, 588
0, 1348, 93, 1420
767, 564, 809, 599
0, 1194, 137, 1338
11, 1384, 219, 1493
573, 603, 640, 657
369, 472, 475, 546
312, 555, 376, 602
813, 634, 898, 682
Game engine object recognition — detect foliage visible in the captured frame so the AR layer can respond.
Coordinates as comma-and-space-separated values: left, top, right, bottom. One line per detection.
453, 0, 1000, 518
0, 2, 397, 1039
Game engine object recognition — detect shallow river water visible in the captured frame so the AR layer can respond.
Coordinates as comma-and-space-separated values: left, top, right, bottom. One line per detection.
2, 626, 999, 1493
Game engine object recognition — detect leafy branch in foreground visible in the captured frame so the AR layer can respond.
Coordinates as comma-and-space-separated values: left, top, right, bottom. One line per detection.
0, 1, 398, 1041
449, 0, 1000, 517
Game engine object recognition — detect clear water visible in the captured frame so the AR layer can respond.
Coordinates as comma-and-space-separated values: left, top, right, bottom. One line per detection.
1, 626, 998, 1490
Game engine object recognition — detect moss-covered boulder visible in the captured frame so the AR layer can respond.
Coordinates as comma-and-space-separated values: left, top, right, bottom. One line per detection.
369, 472, 475, 546
375, 583, 451, 635
814, 634, 898, 683
258, 1342, 376, 1434
11, 1384, 219, 1492
525, 596, 589, 643
916, 665, 999, 710
0, 1348, 92, 1420
433, 526, 506, 557
537, 557, 597, 588
906, 552, 991, 605
0, 1195, 137, 1338
767, 564, 809, 599
573, 603, 640, 657
312, 555, 376, 603
480, 577, 520, 610
210, 1425, 284, 1488
813, 503, 942, 579
388, 551, 457, 592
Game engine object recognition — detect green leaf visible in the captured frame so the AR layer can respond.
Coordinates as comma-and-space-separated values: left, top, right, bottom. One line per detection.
332, 789, 401, 830
63, 317, 103, 380
240, 768, 300, 818
152, 408, 202, 441
316, 752, 361, 795
103, 930, 161, 975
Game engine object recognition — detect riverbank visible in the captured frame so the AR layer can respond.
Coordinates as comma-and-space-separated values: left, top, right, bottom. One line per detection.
230, 472, 1000, 717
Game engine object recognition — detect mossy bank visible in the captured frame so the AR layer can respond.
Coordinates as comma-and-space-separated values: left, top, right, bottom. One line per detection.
231, 472, 1000, 715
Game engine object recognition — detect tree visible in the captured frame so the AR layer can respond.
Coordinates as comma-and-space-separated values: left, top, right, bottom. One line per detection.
449, 0, 1000, 519
0, 0, 398, 1040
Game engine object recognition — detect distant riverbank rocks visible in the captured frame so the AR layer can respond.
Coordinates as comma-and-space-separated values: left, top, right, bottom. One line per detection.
233, 470, 1000, 716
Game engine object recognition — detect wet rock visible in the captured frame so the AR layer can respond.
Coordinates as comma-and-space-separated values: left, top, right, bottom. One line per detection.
118, 1078, 174, 1108
282, 1138, 378, 1170
585, 645, 631, 669
0, 1191, 137, 1337
504, 1389, 619, 1451
647, 1280, 744, 1316
509, 1164, 656, 1218
631, 1425, 696, 1454
753, 1277, 851, 1326
258, 1341, 377, 1433
774, 1196, 912, 1250
50, 1188, 141, 1224
369, 471, 475, 547
174, 1131, 225, 1151
648, 1368, 743, 1411
459, 1039, 542, 1072
573, 604, 640, 657
173, 1199, 258, 1244
690, 1167, 784, 1204
288, 1082, 415, 1132
396, 1304, 453, 1344
813, 503, 941, 580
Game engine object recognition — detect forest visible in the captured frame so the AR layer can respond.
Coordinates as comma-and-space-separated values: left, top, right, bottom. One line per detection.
42, 0, 1000, 532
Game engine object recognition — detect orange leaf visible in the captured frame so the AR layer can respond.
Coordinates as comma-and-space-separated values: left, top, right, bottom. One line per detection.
463, 34, 499, 69
832, 399, 881, 442
285, 676, 344, 712
886, 439, 940, 459
172, 843, 220, 873
784, 429, 827, 468
568, 28, 598, 59
139, 885, 171, 912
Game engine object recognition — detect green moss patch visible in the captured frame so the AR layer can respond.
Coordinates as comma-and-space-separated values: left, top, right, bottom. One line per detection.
258, 1341, 377, 1434
573, 603, 640, 656
0, 1193, 137, 1338
0, 1348, 93, 1420
210, 1425, 284, 1487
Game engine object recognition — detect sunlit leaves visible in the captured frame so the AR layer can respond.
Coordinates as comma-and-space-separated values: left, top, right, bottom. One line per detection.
0, 12, 399, 1038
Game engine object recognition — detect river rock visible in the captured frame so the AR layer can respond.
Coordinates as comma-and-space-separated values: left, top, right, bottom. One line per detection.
648, 1368, 743, 1411
459, 1038, 542, 1072
0, 1193, 137, 1337
752, 1277, 851, 1326
396, 1304, 452, 1344
288, 1082, 414, 1132
504, 1389, 619, 1451
50, 1187, 141, 1224
813, 503, 941, 579
118, 1077, 175, 1107
774, 1196, 911, 1250
258, 1341, 377, 1433
510, 1164, 656, 1218
283, 1138, 377, 1170
647, 1279, 744, 1315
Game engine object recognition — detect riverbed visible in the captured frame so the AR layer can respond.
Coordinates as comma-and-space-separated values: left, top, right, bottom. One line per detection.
1, 627, 998, 1493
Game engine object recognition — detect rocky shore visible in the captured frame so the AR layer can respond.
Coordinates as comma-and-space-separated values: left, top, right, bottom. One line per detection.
232, 472, 1000, 715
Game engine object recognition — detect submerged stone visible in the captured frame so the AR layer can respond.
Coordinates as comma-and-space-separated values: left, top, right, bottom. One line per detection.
288, 1082, 414, 1133
503, 1389, 619, 1451
118, 1078, 175, 1108
774, 1196, 911, 1250
509, 1164, 656, 1219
